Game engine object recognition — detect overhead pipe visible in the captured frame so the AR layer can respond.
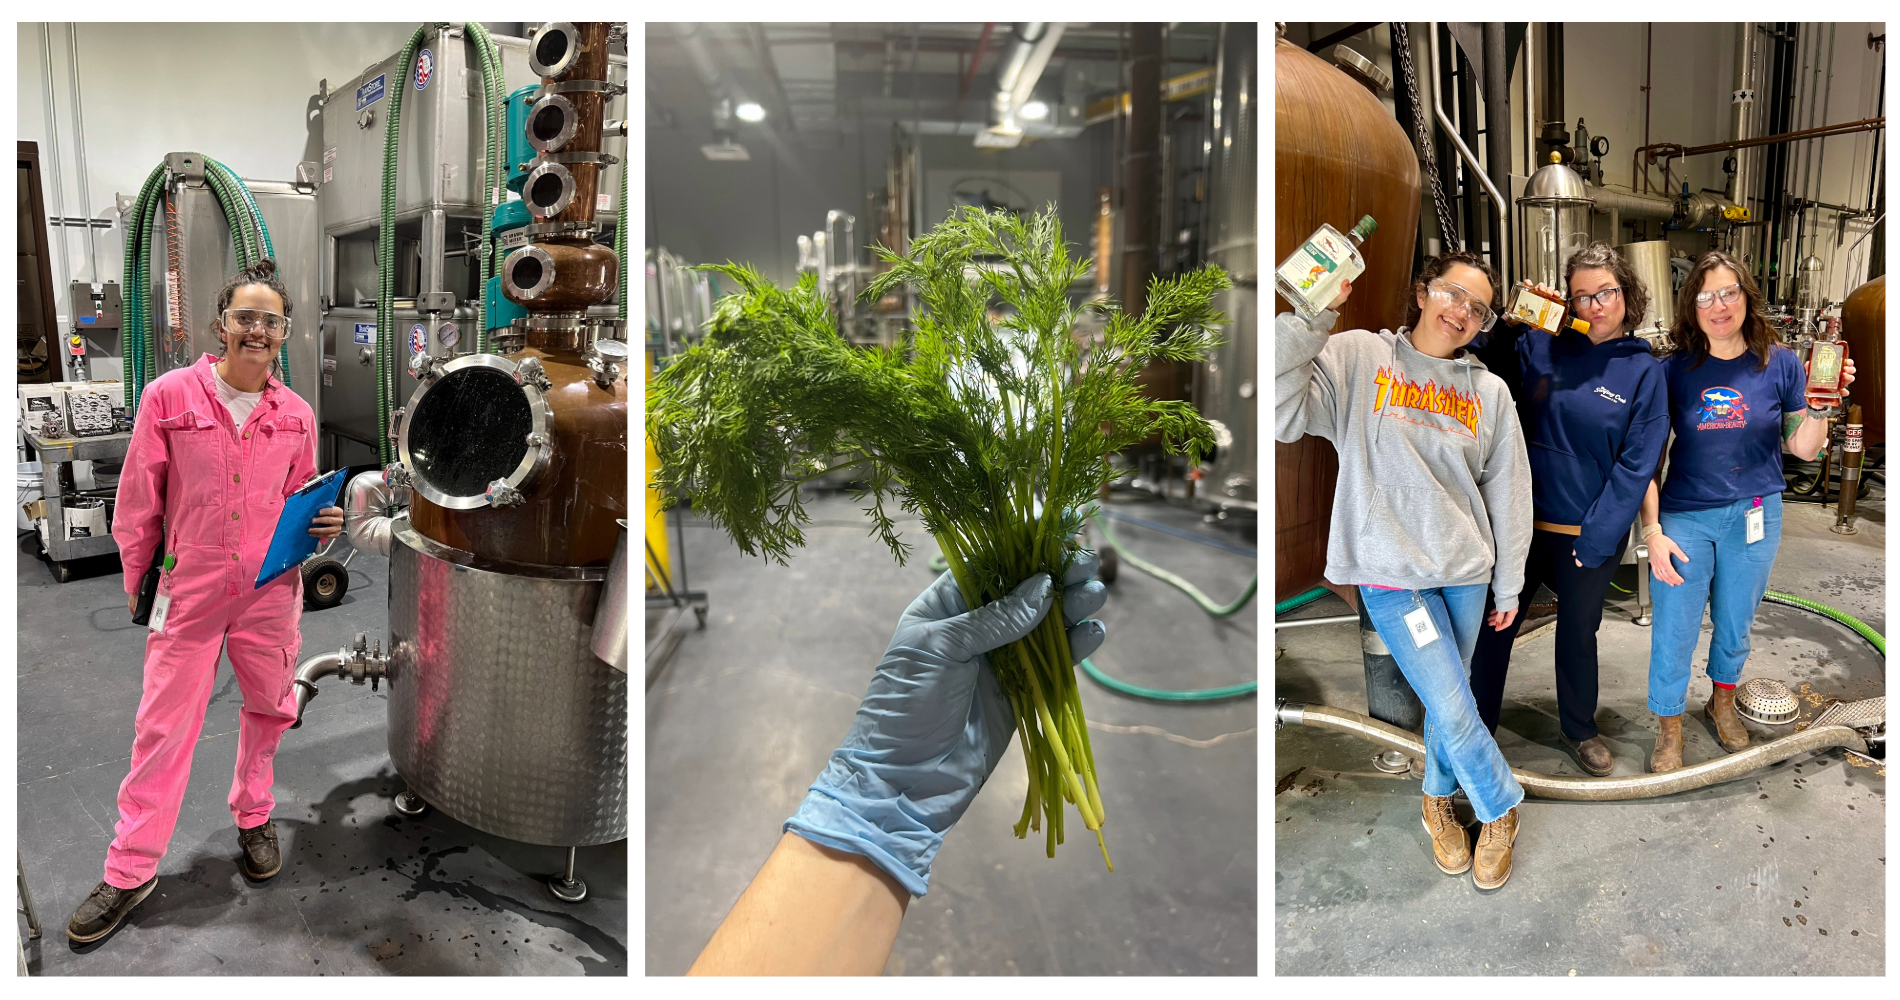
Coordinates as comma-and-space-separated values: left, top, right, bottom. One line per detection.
1120, 23, 1161, 317
1482, 23, 1512, 273
65, 24, 97, 282
956, 22, 995, 103
1728, 22, 1759, 207
38, 25, 69, 319
1276, 700, 1874, 801
1538, 22, 1568, 165
1523, 22, 1536, 177
984, 22, 1065, 142
1429, 22, 1511, 288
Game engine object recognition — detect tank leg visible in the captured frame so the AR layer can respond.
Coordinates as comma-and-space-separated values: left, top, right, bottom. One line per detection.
548, 846, 588, 903
393, 789, 430, 818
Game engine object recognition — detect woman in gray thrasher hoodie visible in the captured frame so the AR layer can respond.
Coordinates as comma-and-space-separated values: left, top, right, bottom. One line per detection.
1275, 250, 1534, 891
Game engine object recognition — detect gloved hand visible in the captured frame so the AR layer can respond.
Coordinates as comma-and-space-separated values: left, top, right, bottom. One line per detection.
783, 549, 1108, 897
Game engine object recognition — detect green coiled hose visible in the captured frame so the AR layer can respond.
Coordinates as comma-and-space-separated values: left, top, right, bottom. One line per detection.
1763, 590, 1886, 657
1094, 512, 1256, 617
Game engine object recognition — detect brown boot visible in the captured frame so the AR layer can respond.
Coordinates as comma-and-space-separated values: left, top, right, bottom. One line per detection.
1650, 714, 1684, 773
1562, 734, 1615, 776
1704, 686, 1751, 752
1472, 807, 1520, 890
1420, 794, 1471, 875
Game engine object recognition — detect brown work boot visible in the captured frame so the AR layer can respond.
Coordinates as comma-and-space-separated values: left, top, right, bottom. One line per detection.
1420, 794, 1471, 875
238, 820, 282, 880
1650, 714, 1684, 773
1562, 734, 1615, 776
66, 877, 156, 944
1472, 807, 1520, 890
1704, 686, 1751, 752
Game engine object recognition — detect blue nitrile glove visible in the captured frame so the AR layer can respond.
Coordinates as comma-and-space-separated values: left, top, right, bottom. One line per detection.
783, 549, 1108, 896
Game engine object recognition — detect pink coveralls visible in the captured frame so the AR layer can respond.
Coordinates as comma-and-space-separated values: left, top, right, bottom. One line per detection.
105, 353, 318, 889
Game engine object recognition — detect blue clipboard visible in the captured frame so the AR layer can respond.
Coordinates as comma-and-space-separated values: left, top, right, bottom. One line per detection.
256, 468, 349, 589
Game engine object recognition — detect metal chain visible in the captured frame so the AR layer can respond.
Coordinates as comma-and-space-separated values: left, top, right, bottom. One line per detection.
1393, 22, 1461, 252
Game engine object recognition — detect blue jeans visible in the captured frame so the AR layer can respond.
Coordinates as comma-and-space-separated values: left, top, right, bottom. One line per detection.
1358, 585, 1525, 823
1647, 494, 1782, 716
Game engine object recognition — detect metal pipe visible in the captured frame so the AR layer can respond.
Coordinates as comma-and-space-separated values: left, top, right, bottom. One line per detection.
39, 25, 69, 319
1642, 23, 1652, 192
1590, 184, 1675, 222
1273, 614, 1360, 630
955, 22, 994, 103
989, 22, 1047, 128
1730, 23, 1758, 210
1279, 702, 1872, 801
1482, 23, 1512, 273
65, 23, 96, 282
1429, 23, 1511, 287
343, 469, 395, 557
1523, 23, 1536, 177
1636, 117, 1883, 165
290, 652, 346, 728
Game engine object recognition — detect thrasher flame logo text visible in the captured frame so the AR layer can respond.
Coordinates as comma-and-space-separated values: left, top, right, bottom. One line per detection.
1372, 367, 1482, 437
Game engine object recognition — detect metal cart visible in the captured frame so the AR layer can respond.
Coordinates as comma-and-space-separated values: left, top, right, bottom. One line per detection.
24, 429, 131, 583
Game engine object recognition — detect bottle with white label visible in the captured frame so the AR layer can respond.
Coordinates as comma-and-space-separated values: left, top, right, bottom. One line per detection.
1276, 215, 1377, 323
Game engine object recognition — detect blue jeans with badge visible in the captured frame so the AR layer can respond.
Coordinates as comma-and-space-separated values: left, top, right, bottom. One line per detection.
1647, 493, 1782, 716
1358, 585, 1525, 823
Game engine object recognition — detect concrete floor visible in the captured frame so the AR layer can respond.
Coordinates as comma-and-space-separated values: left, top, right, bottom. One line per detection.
15, 533, 627, 976
646, 490, 1257, 975
1273, 497, 1885, 975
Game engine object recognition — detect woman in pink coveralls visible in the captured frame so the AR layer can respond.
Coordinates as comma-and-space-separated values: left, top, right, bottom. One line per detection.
67, 259, 345, 944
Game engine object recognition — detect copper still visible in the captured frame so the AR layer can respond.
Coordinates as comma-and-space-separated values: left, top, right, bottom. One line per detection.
1273, 37, 1421, 598
1840, 275, 1884, 446
400, 21, 628, 567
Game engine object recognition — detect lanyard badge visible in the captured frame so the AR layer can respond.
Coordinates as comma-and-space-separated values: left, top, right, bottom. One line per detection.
1745, 497, 1765, 545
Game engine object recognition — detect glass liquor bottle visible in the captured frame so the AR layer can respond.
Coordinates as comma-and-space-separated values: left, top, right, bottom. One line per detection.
1805, 316, 1847, 409
1277, 215, 1376, 323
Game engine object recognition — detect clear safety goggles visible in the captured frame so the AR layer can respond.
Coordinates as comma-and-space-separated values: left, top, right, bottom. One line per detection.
1427, 278, 1496, 332
222, 308, 292, 340
1693, 283, 1745, 310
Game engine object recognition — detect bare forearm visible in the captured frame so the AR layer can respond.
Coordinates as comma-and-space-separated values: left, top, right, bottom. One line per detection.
1641, 478, 1660, 527
688, 832, 909, 976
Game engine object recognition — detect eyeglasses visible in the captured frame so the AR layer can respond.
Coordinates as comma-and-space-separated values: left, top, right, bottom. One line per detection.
1693, 283, 1745, 310
222, 308, 292, 340
1427, 278, 1496, 332
1570, 286, 1623, 310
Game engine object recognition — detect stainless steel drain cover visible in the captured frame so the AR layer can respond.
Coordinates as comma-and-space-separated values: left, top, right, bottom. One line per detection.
1736, 678, 1800, 724
1811, 696, 1885, 732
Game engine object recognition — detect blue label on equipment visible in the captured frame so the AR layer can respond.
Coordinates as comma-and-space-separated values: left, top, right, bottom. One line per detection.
356, 73, 386, 112
353, 323, 376, 345
79, 316, 96, 324
415, 50, 433, 90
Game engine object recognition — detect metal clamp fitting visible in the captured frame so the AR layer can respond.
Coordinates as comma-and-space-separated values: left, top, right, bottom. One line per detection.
537, 79, 627, 98
385, 462, 413, 490
587, 354, 622, 390
485, 479, 526, 509
514, 356, 552, 392
539, 151, 619, 166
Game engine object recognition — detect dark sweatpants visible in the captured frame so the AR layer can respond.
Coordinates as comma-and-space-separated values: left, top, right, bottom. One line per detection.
1469, 529, 1629, 742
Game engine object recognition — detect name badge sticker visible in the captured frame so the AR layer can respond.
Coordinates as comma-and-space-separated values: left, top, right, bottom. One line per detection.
1745, 505, 1765, 544
149, 593, 172, 633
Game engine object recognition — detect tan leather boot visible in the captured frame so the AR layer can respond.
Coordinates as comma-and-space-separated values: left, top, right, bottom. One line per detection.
1472, 807, 1520, 890
1420, 794, 1471, 875
1650, 714, 1684, 773
1704, 686, 1751, 752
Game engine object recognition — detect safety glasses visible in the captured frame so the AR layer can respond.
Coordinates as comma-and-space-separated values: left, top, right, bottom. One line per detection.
221, 308, 292, 341
1693, 283, 1745, 310
1426, 278, 1496, 333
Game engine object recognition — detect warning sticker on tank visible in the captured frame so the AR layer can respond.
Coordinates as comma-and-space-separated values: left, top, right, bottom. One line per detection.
597, 193, 612, 212
353, 323, 376, 346
323, 146, 336, 164
356, 74, 386, 112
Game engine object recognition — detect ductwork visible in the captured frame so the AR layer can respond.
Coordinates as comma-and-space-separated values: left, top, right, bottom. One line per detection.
343, 469, 396, 557
1730, 22, 1759, 206
979, 22, 1066, 148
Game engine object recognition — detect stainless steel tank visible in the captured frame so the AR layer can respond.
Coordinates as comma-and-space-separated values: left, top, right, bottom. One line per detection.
1616, 240, 1676, 345
1198, 22, 1257, 509
385, 522, 626, 846
1516, 157, 1594, 293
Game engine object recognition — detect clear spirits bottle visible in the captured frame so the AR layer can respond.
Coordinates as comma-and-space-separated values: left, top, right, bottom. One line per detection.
1276, 215, 1376, 323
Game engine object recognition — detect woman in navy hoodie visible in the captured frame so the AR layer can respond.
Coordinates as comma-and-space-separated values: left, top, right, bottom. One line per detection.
1468, 242, 1669, 775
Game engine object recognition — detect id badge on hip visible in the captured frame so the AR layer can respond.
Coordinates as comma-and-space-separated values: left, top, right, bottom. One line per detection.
1745, 500, 1765, 545
148, 593, 172, 633
1402, 605, 1440, 648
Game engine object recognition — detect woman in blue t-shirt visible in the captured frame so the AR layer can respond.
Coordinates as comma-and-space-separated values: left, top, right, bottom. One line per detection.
1640, 251, 1854, 772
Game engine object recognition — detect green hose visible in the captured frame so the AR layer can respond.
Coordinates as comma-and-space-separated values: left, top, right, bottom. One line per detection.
377, 25, 435, 466
1080, 658, 1255, 702
1094, 513, 1256, 617
1763, 591, 1886, 657
1275, 586, 1332, 616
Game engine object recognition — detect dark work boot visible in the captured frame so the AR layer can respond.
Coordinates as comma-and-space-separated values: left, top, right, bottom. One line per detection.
238, 820, 282, 880
66, 877, 156, 944
1704, 686, 1751, 752
1562, 734, 1615, 776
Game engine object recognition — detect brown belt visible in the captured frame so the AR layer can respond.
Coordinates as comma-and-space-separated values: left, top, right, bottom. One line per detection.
1533, 520, 1582, 536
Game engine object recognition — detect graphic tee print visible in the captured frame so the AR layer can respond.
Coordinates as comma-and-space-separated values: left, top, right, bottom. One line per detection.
1659, 346, 1807, 511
